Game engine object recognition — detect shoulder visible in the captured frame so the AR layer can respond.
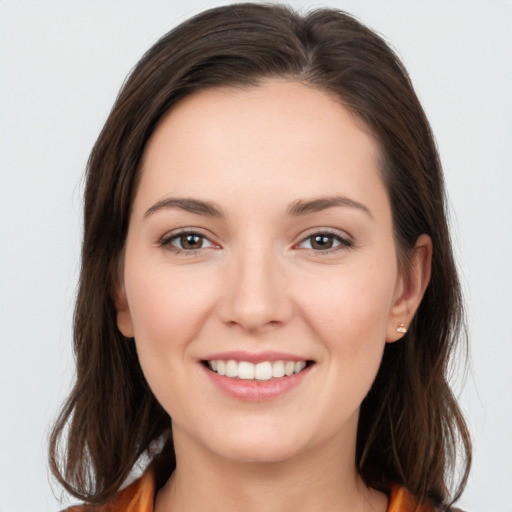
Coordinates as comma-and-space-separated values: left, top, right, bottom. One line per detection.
61, 469, 156, 512
388, 485, 466, 512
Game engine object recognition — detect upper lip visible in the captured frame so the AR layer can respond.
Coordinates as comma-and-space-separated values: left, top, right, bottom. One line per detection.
202, 350, 312, 364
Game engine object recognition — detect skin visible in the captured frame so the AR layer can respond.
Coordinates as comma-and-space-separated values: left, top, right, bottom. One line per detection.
115, 80, 432, 512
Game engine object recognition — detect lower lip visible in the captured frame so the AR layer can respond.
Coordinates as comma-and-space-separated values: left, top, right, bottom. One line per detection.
202, 364, 312, 401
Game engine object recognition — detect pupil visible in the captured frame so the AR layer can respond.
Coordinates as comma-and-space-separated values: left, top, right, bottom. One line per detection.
182, 234, 202, 249
312, 235, 333, 250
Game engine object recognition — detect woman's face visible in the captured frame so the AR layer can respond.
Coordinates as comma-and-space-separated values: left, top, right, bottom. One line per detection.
116, 80, 412, 464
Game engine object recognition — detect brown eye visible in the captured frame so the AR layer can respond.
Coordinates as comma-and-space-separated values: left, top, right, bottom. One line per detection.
161, 231, 215, 254
310, 234, 335, 250
179, 234, 204, 250
298, 231, 352, 253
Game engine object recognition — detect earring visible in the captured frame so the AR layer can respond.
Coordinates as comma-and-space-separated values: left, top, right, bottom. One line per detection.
396, 323, 407, 334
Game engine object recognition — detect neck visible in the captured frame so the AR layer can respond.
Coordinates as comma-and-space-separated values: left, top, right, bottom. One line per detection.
155, 426, 387, 512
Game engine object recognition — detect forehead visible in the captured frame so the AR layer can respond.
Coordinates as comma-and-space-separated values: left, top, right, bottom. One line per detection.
135, 80, 387, 216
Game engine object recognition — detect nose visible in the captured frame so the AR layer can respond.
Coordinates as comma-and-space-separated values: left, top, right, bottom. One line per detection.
218, 243, 294, 334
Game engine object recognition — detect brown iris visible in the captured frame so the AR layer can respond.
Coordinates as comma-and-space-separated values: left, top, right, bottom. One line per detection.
179, 234, 204, 250
310, 234, 335, 250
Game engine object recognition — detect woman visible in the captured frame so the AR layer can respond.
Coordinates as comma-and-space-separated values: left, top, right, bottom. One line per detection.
50, 3, 471, 511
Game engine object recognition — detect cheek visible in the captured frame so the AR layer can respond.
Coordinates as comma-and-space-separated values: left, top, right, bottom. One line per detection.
299, 263, 396, 340
293, 256, 398, 387
124, 259, 217, 345
294, 262, 397, 421
123, 262, 218, 415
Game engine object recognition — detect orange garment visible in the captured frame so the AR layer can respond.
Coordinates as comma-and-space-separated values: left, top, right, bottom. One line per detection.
63, 469, 440, 512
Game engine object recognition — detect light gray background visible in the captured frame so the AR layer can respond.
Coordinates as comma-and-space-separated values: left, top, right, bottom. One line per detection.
1, 1, 511, 511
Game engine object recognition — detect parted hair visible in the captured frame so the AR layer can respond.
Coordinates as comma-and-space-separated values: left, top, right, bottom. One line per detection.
49, 3, 471, 509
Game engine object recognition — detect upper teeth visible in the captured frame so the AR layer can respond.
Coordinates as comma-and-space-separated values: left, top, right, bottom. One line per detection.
208, 360, 307, 380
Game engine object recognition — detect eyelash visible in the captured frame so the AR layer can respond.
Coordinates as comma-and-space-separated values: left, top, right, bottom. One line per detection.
297, 229, 353, 255
159, 229, 353, 256
159, 229, 214, 256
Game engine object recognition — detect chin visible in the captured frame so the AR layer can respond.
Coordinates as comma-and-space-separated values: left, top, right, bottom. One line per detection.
197, 419, 318, 465
214, 438, 305, 465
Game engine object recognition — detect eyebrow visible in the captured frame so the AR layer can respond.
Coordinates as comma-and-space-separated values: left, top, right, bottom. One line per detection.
286, 196, 373, 219
144, 195, 372, 219
144, 197, 226, 218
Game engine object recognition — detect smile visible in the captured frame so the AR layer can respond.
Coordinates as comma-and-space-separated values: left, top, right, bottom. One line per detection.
206, 360, 309, 380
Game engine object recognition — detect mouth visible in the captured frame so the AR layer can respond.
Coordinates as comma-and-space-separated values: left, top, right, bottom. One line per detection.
202, 359, 314, 381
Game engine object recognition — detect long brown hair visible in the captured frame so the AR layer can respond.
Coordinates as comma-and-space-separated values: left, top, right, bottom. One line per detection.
49, 3, 471, 508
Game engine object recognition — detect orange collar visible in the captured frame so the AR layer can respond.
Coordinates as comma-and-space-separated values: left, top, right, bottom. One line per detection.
388, 484, 438, 512
65, 470, 437, 511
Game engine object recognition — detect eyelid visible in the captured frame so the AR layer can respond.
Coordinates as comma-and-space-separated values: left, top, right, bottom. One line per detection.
294, 228, 354, 254
158, 227, 353, 256
159, 228, 220, 255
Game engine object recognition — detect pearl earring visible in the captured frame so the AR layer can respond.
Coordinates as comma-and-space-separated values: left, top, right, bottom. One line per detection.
396, 323, 407, 334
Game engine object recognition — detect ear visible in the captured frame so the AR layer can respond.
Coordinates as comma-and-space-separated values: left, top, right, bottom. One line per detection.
114, 274, 134, 339
386, 234, 432, 342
